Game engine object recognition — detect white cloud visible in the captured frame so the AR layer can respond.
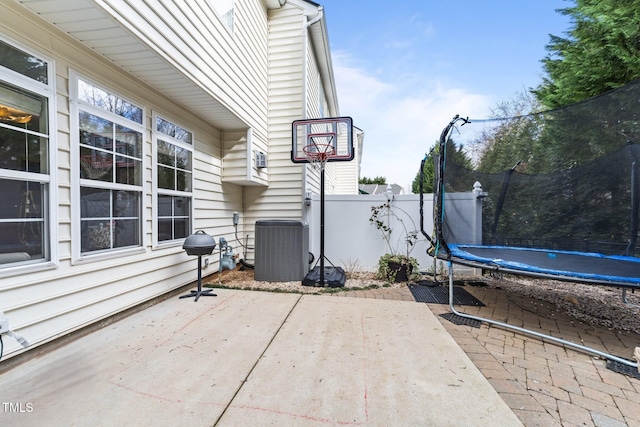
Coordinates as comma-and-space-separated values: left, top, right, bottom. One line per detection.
333, 52, 493, 191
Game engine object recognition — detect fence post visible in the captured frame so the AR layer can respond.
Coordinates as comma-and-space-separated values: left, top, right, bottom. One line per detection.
470, 181, 486, 277
472, 181, 484, 245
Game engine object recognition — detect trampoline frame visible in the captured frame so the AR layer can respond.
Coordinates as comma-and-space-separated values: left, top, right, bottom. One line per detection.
444, 261, 638, 369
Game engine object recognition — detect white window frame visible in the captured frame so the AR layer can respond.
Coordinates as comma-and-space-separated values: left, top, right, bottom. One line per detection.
152, 112, 194, 247
0, 35, 57, 277
207, 0, 235, 33
69, 71, 146, 264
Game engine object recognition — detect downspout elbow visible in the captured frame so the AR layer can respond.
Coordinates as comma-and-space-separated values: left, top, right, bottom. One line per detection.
305, 8, 323, 28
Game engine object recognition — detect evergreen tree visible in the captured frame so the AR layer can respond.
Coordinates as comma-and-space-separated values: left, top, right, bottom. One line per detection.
359, 176, 387, 185
411, 145, 437, 194
534, 0, 640, 109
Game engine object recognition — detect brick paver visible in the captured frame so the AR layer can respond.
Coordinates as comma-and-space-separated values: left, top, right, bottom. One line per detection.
333, 284, 640, 427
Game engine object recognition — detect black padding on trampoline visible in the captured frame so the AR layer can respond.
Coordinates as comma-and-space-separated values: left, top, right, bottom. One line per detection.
408, 284, 485, 306
606, 360, 640, 380
439, 312, 482, 328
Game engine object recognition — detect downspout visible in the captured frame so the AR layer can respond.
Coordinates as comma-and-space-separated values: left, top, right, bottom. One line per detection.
306, 8, 324, 28
245, 128, 252, 182
301, 8, 324, 223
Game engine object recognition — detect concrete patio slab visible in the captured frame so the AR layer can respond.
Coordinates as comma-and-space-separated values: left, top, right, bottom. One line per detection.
1, 290, 301, 427
218, 294, 522, 426
0, 289, 521, 426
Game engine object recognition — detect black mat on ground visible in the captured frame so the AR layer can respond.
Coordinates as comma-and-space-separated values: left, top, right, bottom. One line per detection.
606, 360, 640, 380
439, 312, 482, 328
408, 285, 485, 306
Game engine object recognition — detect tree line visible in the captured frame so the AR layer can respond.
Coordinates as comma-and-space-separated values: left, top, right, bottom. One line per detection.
413, 0, 640, 193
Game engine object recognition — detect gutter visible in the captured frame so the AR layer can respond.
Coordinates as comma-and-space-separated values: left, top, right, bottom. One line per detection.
308, 9, 339, 116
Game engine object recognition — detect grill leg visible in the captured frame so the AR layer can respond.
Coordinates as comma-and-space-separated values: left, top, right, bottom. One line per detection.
179, 255, 217, 301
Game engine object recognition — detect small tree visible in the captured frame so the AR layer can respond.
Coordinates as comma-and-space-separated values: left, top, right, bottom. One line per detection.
369, 195, 421, 282
359, 176, 387, 185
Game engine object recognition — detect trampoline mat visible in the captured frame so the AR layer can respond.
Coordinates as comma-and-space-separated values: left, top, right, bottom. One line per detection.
446, 244, 640, 288
408, 284, 485, 306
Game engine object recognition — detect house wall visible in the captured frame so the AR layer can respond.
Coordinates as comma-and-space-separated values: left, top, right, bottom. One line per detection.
90, 0, 269, 187
0, 2, 257, 360
331, 158, 359, 195
96, 0, 270, 138
239, 1, 362, 264
304, 34, 333, 194
332, 127, 363, 195
242, 2, 310, 249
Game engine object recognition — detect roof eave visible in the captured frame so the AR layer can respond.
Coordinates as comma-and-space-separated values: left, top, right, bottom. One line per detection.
308, 9, 339, 116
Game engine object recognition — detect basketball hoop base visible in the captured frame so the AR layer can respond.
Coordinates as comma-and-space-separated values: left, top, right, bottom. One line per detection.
302, 266, 346, 288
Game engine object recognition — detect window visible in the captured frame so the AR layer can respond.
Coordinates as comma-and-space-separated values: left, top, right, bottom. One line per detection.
0, 39, 48, 84
154, 115, 193, 243
73, 76, 144, 256
0, 39, 53, 268
208, 0, 235, 33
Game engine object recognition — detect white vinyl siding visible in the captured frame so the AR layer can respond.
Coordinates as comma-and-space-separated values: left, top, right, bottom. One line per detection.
98, 0, 269, 137
304, 39, 336, 194
332, 128, 363, 195
208, 0, 235, 33
244, 4, 307, 232
330, 162, 358, 194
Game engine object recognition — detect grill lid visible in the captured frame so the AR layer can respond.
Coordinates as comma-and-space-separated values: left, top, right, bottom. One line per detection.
183, 230, 216, 255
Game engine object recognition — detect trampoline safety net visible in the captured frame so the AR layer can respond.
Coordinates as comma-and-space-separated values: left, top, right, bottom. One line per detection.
433, 78, 640, 286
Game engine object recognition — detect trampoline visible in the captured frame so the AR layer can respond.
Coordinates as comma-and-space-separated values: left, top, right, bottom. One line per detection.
427, 81, 640, 371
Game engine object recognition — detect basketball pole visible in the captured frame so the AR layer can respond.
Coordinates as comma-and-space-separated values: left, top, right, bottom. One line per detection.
320, 164, 326, 286
292, 116, 353, 288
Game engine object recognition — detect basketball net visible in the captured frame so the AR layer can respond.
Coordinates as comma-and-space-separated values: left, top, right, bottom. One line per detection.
303, 142, 335, 171
80, 156, 113, 180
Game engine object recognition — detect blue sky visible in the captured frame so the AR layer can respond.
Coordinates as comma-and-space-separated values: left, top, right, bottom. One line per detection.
320, 0, 571, 190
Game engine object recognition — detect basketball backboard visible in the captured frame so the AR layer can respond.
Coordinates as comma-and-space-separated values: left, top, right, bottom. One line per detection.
291, 117, 354, 164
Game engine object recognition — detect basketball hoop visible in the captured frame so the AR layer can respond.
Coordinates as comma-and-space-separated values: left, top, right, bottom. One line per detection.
291, 117, 354, 288
303, 143, 335, 171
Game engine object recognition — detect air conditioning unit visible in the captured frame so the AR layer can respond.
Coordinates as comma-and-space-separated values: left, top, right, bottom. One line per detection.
255, 151, 267, 168
255, 220, 309, 281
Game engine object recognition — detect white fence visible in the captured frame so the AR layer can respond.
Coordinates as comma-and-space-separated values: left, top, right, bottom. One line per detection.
306, 191, 481, 274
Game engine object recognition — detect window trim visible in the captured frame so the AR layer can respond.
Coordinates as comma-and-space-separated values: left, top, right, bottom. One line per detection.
69, 70, 146, 264
207, 0, 235, 34
152, 111, 194, 248
0, 35, 57, 277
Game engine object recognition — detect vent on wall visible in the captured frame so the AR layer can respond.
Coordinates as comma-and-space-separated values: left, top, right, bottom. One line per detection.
255, 151, 267, 168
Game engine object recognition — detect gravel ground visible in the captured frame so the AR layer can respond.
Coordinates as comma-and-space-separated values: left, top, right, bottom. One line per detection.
486, 274, 640, 333
206, 267, 640, 334
205, 268, 395, 294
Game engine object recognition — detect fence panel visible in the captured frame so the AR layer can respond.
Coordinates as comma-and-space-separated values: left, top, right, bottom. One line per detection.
307, 192, 479, 274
